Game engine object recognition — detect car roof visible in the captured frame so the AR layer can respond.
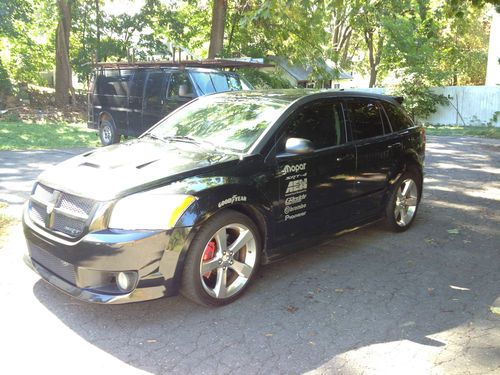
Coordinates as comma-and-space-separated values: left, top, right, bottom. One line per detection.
98, 66, 237, 74
210, 89, 401, 106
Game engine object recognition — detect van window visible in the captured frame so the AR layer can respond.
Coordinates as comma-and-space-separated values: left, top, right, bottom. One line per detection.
144, 72, 164, 109
95, 69, 134, 96
168, 73, 194, 97
211, 73, 230, 92
191, 72, 216, 95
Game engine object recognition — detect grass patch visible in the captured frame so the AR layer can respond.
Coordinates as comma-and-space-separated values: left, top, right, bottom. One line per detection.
425, 125, 500, 139
0, 203, 16, 245
0, 120, 100, 150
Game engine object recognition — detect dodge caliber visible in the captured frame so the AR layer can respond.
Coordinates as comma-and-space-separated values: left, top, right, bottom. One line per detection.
23, 90, 425, 306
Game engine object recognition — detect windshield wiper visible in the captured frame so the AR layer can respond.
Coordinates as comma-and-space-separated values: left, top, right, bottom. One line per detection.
163, 135, 199, 144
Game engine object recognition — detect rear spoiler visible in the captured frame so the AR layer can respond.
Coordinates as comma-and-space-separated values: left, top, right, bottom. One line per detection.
391, 96, 404, 104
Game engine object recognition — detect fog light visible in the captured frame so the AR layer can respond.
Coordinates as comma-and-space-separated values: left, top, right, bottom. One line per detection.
116, 271, 137, 292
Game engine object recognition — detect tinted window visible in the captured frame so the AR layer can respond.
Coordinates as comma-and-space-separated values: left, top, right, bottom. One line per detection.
227, 75, 243, 90
383, 102, 414, 131
95, 69, 134, 96
129, 70, 146, 97
168, 72, 194, 97
282, 100, 345, 150
144, 72, 164, 109
347, 99, 384, 140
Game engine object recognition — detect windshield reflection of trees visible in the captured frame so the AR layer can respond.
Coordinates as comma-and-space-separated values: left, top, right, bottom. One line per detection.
154, 97, 285, 152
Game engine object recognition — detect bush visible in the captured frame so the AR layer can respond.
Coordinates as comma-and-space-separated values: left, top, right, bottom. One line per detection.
390, 79, 448, 122
0, 60, 13, 107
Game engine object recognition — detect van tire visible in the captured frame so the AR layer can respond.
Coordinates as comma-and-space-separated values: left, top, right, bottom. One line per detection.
99, 119, 120, 146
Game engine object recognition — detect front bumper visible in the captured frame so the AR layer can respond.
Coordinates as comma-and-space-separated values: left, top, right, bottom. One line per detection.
23, 207, 194, 304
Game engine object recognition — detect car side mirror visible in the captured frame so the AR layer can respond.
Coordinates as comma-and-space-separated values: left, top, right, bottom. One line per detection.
284, 138, 314, 155
179, 84, 195, 98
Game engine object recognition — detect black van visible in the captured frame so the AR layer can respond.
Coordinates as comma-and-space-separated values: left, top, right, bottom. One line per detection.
88, 67, 252, 145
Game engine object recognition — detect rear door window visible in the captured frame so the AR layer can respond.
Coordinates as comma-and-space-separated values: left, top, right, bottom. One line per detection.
144, 72, 165, 109
346, 99, 385, 140
383, 102, 414, 131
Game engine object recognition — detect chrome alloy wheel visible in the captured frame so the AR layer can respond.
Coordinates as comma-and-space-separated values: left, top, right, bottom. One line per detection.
394, 178, 419, 227
102, 125, 112, 143
199, 223, 257, 299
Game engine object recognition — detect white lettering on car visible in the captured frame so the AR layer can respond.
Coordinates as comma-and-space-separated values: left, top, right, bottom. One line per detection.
284, 203, 307, 214
285, 211, 307, 221
285, 178, 308, 195
281, 163, 306, 176
218, 195, 248, 208
285, 194, 307, 206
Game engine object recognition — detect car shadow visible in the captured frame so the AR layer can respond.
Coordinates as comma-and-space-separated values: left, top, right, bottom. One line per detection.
32, 136, 500, 373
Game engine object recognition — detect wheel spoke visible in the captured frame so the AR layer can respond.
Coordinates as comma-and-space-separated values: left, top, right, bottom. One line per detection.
213, 267, 228, 298
405, 196, 418, 206
215, 228, 228, 254
394, 206, 402, 220
201, 257, 220, 274
402, 179, 414, 197
230, 260, 253, 279
228, 229, 252, 254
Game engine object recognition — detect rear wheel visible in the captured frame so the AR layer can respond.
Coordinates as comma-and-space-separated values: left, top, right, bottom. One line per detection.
181, 210, 261, 306
385, 170, 421, 232
99, 119, 120, 146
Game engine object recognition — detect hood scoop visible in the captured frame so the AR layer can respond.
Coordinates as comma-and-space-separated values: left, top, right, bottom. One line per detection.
136, 159, 160, 169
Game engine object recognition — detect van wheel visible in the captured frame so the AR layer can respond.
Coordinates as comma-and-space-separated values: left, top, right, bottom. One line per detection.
99, 119, 120, 146
181, 210, 261, 307
385, 170, 421, 232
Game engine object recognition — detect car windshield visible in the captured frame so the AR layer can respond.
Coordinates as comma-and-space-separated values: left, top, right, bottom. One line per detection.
148, 95, 288, 153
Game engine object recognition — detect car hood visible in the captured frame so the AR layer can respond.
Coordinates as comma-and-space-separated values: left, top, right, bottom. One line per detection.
38, 139, 239, 201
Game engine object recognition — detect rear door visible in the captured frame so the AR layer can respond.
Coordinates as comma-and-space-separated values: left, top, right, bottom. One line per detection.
344, 97, 401, 217
127, 69, 147, 136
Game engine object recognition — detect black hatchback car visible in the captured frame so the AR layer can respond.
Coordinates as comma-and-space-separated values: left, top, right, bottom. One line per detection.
24, 90, 425, 306
88, 66, 251, 146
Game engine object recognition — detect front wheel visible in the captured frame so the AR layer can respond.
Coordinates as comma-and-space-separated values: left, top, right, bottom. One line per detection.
181, 210, 261, 306
385, 171, 421, 232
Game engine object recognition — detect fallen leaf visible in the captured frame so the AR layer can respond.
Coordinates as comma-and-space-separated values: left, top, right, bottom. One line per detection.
450, 285, 470, 291
490, 307, 500, 315
463, 240, 471, 244
447, 229, 460, 234
427, 288, 435, 293
264, 333, 273, 337
146, 339, 157, 343
335, 288, 344, 293
287, 305, 299, 313
309, 341, 316, 346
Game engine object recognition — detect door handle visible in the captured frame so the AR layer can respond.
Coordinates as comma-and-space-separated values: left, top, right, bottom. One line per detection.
336, 154, 354, 162
388, 142, 402, 150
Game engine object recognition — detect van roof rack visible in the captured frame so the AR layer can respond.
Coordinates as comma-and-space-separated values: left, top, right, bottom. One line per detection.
95, 59, 274, 70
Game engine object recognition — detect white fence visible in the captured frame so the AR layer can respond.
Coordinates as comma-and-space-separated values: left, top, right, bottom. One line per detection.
350, 86, 500, 127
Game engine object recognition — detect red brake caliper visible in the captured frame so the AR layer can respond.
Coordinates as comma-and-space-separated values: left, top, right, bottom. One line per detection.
202, 241, 216, 278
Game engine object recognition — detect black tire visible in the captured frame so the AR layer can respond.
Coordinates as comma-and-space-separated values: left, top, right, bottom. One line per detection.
99, 118, 120, 146
385, 169, 421, 232
181, 210, 261, 307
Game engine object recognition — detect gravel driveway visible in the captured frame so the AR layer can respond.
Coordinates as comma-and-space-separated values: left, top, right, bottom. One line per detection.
0, 136, 499, 374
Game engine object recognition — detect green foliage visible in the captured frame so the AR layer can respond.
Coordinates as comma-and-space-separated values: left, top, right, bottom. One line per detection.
0, 120, 99, 150
425, 125, 500, 139
238, 68, 293, 89
390, 79, 449, 121
0, 58, 12, 100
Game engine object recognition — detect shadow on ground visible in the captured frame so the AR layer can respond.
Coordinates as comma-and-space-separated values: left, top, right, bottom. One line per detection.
30, 137, 500, 374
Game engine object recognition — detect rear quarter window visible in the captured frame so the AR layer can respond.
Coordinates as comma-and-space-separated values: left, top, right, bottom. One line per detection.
383, 102, 414, 131
95, 69, 134, 96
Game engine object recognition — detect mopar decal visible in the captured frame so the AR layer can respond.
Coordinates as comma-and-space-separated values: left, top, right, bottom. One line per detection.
281, 163, 306, 176
218, 195, 247, 208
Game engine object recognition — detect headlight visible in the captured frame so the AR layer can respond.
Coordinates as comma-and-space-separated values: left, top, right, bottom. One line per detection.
108, 192, 196, 230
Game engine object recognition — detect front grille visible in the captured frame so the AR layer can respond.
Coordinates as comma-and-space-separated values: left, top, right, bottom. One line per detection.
29, 243, 76, 285
28, 183, 97, 238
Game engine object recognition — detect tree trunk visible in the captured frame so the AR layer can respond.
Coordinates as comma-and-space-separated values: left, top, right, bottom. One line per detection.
95, 0, 100, 64
208, 0, 227, 59
55, 0, 73, 107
